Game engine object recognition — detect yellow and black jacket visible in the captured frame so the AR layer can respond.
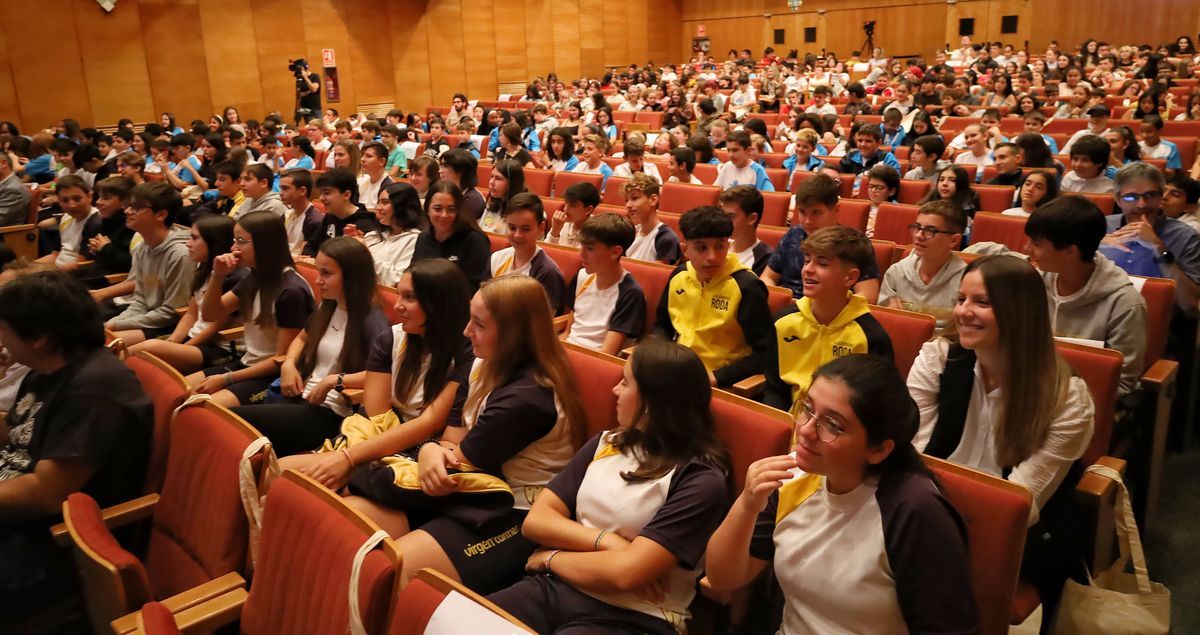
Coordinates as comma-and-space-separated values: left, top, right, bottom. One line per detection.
653, 254, 775, 386
765, 292, 894, 414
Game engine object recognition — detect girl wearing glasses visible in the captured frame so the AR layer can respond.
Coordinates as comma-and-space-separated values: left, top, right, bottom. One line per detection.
707, 354, 977, 634
907, 255, 1094, 622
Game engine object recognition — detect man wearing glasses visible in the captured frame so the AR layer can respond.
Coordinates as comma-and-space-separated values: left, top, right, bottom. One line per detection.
1102, 162, 1200, 311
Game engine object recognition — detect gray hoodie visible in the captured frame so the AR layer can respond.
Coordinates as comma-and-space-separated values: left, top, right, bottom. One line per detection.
108, 226, 191, 331
245, 191, 288, 217
1043, 252, 1148, 396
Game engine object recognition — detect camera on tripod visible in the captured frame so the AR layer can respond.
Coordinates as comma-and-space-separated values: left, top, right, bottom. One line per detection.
863, 20, 876, 36
288, 58, 308, 77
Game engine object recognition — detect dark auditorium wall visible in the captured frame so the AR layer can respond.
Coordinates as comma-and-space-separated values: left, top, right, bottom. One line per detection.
680, 0, 1200, 66
0, 0, 681, 132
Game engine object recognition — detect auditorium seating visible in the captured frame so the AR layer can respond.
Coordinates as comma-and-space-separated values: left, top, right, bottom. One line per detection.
872, 202, 921, 245
124, 351, 190, 494
387, 569, 534, 635
835, 199, 870, 233
970, 212, 1029, 253
870, 305, 937, 378
660, 182, 721, 213
897, 179, 932, 205
552, 172, 603, 197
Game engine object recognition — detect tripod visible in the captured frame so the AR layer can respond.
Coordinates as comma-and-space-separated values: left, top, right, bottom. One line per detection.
860, 32, 875, 58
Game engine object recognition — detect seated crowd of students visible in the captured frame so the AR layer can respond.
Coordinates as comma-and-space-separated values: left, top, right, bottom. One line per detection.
1, 33, 1198, 633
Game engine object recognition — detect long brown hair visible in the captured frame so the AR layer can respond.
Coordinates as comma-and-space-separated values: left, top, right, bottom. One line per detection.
295, 237, 377, 379
190, 214, 236, 294
466, 276, 587, 449
236, 211, 294, 328
943, 255, 1071, 466
393, 259, 471, 407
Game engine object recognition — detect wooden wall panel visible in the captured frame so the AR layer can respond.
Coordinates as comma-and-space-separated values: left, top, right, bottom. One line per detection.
249, 0, 309, 122
603, 0, 631, 68
71, 0, 155, 127
425, 0, 466, 106
494, 1, 528, 84
625, 0, 650, 67
1029, 0, 1200, 53
552, 0, 582, 81
300, 0, 357, 118
523, 0, 555, 81
460, 0, 499, 98
0, 22, 22, 131
647, 0, 683, 67
0, 0, 93, 130
390, 0, 433, 113
578, 0, 605, 77
139, 1, 213, 127
344, 0, 396, 105
198, 0, 264, 118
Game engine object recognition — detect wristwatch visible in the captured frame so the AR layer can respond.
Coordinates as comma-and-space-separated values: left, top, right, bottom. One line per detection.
1159, 249, 1176, 265
335, 372, 345, 392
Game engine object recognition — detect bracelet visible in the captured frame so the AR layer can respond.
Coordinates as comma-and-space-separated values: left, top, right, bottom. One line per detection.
593, 529, 608, 551
223, 371, 234, 387
544, 549, 561, 574
340, 448, 354, 469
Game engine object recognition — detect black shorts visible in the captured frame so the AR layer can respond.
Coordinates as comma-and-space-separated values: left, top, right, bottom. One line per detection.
487, 575, 676, 635
200, 360, 273, 405
196, 341, 237, 368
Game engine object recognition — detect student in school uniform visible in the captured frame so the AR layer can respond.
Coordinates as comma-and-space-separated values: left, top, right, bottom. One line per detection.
544, 127, 580, 173
613, 138, 663, 183
127, 214, 246, 374
902, 135, 950, 181
987, 142, 1025, 187
762, 174, 882, 302
38, 175, 100, 272
1138, 114, 1183, 176
233, 238, 390, 456
622, 173, 680, 264
82, 176, 137, 282
719, 185, 773, 275
412, 180, 491, 292
357, 142, 394, 212
304, 167, 383, 256
547, 182, 601, 248
838, 125, 901, 179
880, 200, 968, 329
277, 168, 324, 256
782, 129, 825, 180
863, 164, 900, 238
715, 131, 775, 192
490, 193, 566, 315
239, 163, 289, 217
343, 275, 588, 595
480, 159, 526, 234
765, 226, 894, 415
654, 206, 774, 388
952, 124, 995, 182
278, 258, 475, 490
1025, 197, 1147, 399
707, 354, 978, 635
186, 211, 316, 407
907, 255, 1095, 624
1060, 135, 1115, 193
562, 213, 646, 356
571, 134, 615, 190
488, 339, 731, 635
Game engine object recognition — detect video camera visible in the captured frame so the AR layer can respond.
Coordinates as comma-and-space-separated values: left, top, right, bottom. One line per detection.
288, 58, 308, 76
863, 20, 876, 36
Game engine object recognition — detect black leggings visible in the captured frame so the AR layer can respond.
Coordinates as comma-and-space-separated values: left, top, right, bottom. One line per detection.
232, 401, 344, 457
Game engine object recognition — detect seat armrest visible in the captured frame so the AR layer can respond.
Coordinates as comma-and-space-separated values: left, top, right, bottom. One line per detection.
104, 273, 127, 284
1076, 456, 1127, 573
1076, 456, 1126, 503
111, 572, 246, 634
618, 343, 636, 359
728, 374, 766, 399
51, 493, 159, 545
1139, 358, 1178, 530
1141, 358, 1178, 389
553, 314, 570, 335
219, 326, 245, 342
698, 576, 736, 605
342, 388, 364, 405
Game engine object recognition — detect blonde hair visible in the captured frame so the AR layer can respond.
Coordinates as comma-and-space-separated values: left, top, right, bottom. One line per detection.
466, 276, 588, 448
620, 172, 661, 199
794, 128, 820, 148
583, 133, 609, 154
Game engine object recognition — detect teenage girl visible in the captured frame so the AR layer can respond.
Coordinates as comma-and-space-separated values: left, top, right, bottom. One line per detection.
436, 148, 485, 220
544, 128, 580, 173
365, 182, 423, 286
481, 159, 527, 234
412, 181, 491, 292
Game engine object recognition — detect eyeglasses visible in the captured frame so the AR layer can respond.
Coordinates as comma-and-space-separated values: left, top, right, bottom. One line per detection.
866, 183, 889, 192
907, 223, 955, 240
799, 402, 845, 443
126, 204, 154, 215
233, 236, 252, 245
1118, 191, 1162, 204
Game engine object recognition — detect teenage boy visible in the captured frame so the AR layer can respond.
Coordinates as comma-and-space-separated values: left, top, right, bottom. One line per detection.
838, 125, 901, 176
719, 185, 773, 275
454, 122, 480, 159
953, 123, 994, 181
255, 136, 283, 171
489, 193, 566, 315
709, 120, 730, 150
1025, 196, 1147, 398
715, 131, 775, 191
1162, 174, 1200, 232
278, 168, 324, 255
532, 103, 559, 137
562, 213, 646, 355
357, 141, 394, 210
0, 271, 152, 618
667, 146, 702, 184
1023, 111, 1060, 154
547, 181, 600, 247
1061, 135, 1114, 193
380, 124, 408, 178
879, 107, 906, 147
210, 160, 247, 217
987, 142, 1024, 187
880, 200, 967, 328
37, 175, 100, 272
622, 173, 680, 264
305, 167, 383, 256
1138, 114, 1183, 176
948, 109, 1006, 151
762, 173, 881, 302
612, 139, 663, 183
423, 118, 451, 158
106, 182, 191, 343
159, 133, 207, 191
765, 225, 894, 414
85, 176, 137, 279
1102, 162, 1200, 311
1060, 105, 1111, 156
805, 85, 837, 116
570, 134, 614, 189
653, 206, 773, 387
239, 163, 289, 216
903, 135, 950, 181
783, 129, 824, 179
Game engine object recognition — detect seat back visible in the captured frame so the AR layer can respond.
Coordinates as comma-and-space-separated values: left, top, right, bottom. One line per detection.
766, 284, 795, 315
924, 456, 1031, 635
693, 163, 718, 185
871, 239, 897, 278
760, 191, 792, 227
1057, 342, 1123, 464
125, 352, 190, 494
869, 305, 935, 378
970, 212, 1028, 253
63, 493, 154, 634
836, 199, 870, 233
377, 284, 403, 325
634, 111, 664, 128
659, 182, 721, 214
144, 401, 265, 599
1078, 192, 1115, 215
241, 470, 399, 635
522, 168, 554, 197
873, 203, 920, 245
623, 258, 676, 336
758, 224, 787, 249
539, 241, 582, 283
765, 168, 789, 191
973, 185, 1016, 212
387, 569, 534, 635
552, 172, 604, 197
602, 177, 630, 205
564, 343, 624, 439
296, 260, 323, 302
711, 392, 794, 491
475, 163, 493, 190
485, 231, 507, 254
1134, 276, 1174, 366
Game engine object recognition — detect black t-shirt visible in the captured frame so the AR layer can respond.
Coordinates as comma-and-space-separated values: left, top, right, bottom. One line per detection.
303, 207, 383, 256
412, 228, 491, 292
0, 350, 152, 520
493, 147, 533, 166
298, 72, 321, 112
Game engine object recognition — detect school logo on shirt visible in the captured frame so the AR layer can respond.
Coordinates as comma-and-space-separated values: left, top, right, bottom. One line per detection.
710, 295, 730, 311
783, 335, 801, 343
832, 342, 853, 356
